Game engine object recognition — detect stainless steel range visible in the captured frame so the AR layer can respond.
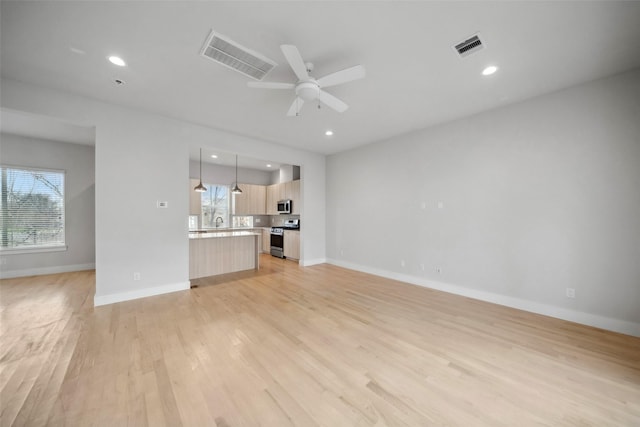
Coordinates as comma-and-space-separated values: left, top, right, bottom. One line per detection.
270, 219, 299, 258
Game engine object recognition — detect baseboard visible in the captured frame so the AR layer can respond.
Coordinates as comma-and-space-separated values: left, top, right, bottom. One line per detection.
326, 258, 640, 337
94, 281, 190, 307
0, 263, 96, 279
301, 257, 327, 267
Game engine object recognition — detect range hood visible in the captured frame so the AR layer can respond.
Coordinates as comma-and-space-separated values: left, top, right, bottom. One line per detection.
278, 164, 300, 183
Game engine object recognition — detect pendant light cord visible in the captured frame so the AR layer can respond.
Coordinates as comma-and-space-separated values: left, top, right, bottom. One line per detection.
194, 148, 207, 192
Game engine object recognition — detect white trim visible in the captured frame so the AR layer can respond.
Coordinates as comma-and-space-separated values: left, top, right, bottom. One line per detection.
0, 163, 66, 175
0, 262, 94, 279
94, 281, 190, 307
301, 257, 327, 267
1, 245, 68, 255
326, 258, 640, 337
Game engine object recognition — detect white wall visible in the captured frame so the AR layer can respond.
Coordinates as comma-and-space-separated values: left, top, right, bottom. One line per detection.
189, 161, 273, 186
1, 78, 326, 305
0, 133, 95, 278
327, 69, 640, 336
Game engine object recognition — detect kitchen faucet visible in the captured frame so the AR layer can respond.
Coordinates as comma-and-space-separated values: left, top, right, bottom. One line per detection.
215, 216, 223, 227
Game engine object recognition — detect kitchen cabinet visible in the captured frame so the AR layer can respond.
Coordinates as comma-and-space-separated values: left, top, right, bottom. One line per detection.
266, 183, 285, 215
266, 180, 301, 214
189, 232, 259, 279
255, 228, 262, 253
289, 180, 300, 214
262, 228, 271, 253
233, 183, 266, 215
284, 230, 300, 260
189, 179, 202, 215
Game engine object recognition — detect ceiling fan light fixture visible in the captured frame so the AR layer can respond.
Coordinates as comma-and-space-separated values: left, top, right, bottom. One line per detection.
296, 82, 320, 101
248, 44, 365, 116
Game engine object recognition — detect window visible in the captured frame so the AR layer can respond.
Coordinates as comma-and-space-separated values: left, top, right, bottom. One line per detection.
200, 184, 229, 228
1, 166, 66, 252
188, 215, 198, 230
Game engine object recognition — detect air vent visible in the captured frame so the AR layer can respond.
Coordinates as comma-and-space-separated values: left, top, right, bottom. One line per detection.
453, 34, 484, 58
200, 30, 276, 80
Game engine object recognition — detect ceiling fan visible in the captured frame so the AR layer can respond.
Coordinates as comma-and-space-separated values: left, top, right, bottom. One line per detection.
247, 44, 365, 116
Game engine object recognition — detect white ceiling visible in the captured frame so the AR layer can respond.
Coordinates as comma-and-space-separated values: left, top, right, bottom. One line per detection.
1, 1, 640, 156
193, 147, 283, 172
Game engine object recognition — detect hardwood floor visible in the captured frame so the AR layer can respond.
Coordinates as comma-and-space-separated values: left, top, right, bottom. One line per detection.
1, 255, 639, 426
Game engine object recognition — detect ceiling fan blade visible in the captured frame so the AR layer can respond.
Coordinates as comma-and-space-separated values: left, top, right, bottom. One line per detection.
281, 45, 309, 81
286, 97, 305, 117
247, 81, 295, 89
317, 65, 366, 88
318, 90, 348, 113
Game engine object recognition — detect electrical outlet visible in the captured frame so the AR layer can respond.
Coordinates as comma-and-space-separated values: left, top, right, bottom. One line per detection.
340, 248, 344, 256
421, 201, 427, 210
436, 267, 442, 274
437, 201, 444, 209
255, 218, 261, 223
156, 200, 168, 208
566, 288, 575, 298
400, 260, 406, 267
133, 272, 141, 281
420, 263, 425, 271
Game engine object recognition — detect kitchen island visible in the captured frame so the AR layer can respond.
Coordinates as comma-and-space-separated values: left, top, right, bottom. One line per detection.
189, 231, 260, 279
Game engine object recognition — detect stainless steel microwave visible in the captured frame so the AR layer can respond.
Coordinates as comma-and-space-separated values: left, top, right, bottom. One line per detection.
277, 199, 291, 214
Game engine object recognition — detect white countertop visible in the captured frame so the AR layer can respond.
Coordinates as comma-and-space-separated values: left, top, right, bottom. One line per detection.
189, 231, 261, 239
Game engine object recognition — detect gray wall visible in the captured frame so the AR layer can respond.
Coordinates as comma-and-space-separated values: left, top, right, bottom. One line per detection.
0, 133, 95, 277
327, 69, 640, 335
189, 160, 273, 186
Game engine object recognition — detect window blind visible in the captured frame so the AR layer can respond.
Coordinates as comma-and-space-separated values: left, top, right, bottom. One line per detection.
0, 166, 66, 250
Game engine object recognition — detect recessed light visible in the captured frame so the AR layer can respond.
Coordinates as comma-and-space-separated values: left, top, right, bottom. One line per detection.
482, 65, 498, 76
108, 56, 126, 67
325, 130, 334, 136
266, 164, 272, 168
211, 154, 218, 159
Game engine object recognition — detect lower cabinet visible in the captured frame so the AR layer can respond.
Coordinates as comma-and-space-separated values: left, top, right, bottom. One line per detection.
262, 228, 271, 253
284, 230, 300, 260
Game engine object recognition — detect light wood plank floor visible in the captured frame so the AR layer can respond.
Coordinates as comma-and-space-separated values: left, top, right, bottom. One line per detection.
1, 255, 639, 426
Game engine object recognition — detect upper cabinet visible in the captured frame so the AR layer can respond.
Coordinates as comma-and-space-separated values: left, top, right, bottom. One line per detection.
288, 180, 300, 214
233, 184, 266, 215
267, 180, 300, 214
266, 183, 284, 215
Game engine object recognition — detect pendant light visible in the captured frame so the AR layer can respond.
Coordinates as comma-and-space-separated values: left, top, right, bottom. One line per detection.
194, 148, 207, 192
231, 155, 243, 194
